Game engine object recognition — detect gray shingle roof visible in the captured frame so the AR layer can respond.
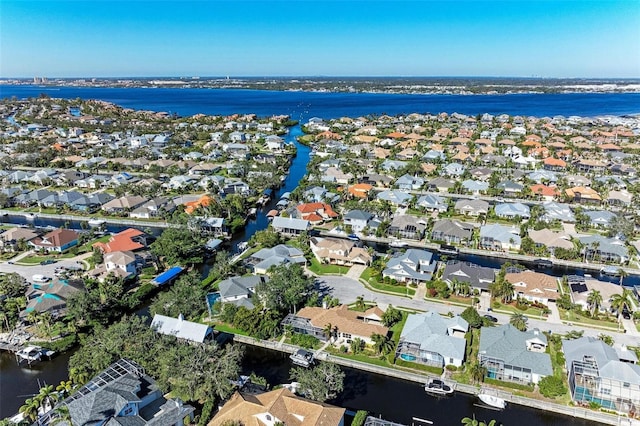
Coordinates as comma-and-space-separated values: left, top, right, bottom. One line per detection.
400, 311, 468, 361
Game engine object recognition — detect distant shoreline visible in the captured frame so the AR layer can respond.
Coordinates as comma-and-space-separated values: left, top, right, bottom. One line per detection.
2, 76, 640, 95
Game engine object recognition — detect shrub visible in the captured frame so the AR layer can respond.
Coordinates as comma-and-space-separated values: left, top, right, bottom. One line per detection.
539, 376, 567, 398
352, 411, 369, 426
290, 333, 320, 349
445, 365, 458, 371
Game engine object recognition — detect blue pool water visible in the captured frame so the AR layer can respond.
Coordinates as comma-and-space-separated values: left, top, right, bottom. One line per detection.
206, 292, 221, 314
399, 354, 416, 361
573, 386, 616, 409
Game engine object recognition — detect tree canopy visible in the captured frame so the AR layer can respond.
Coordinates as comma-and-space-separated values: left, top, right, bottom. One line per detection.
255, 264, 315, 314
150, 270, 207, 320
151, 227, 205, 266
290, 362, 345, 402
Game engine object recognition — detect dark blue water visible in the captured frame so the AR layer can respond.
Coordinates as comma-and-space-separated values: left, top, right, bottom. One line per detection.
1, 86, 639, 120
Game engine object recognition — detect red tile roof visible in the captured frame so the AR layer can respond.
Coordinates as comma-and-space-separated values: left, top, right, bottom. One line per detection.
93, 228, 145, 253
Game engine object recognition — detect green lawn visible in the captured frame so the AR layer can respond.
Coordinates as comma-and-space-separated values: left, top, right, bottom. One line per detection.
210, 322, 250, 336
559, 308, 620, 330
493, 302, 547, 318
307, 258, 350, 275
360, 268, 416, 297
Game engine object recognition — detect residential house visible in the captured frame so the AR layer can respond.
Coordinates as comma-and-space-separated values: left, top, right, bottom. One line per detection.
541, 201, 575, 223
0, 227, 39, 252
395, 174, 424, 191
218, 275, 269, 309
417, 194, 448, 212
30, 228, 79, 253
94, 228, 147, 253
296, 202, 338, 224
494, 202, 531, 220
479, 324, 553, 385
25, 278, 84, 317
563, 336, 640, 415
579, 235, 629, 264
426, 177, 456, 193
129, 197, 176, 219
271, 216, 311, 236
382, 249, 436, 284
396, 311, 469, 368
151, 313, 214, 343
505, 270, 558, 304
282, 304, 389, 345
454, 199, 489, 217
101, 195, 148, 213
209, 388, 345, 426
248, 245, 306, 274
376, 190, 413, 206
310, 237, 372, 266
565, 186, 602, 204
347, 183, 373, 199
568, 275, 625, 314
54, 359, 194, 426
585, 210, 617, 229
104, 250, 138, 279
431, 219, 474, 245
479, 224, 521, 251
388, 215, 427, 240
496, 180, 524, 197
442, 261, 496, 293
461, 179, 489, 195
528, 229, 574, 254
343, 209, 374, 233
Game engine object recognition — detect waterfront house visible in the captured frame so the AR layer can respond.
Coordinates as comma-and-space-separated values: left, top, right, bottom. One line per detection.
209, 388, 345, 426
94, 228, 147, 253
248, 245, 306, 274
431, 219, 474, 245
343, 209, 374, 233
0, 227, 39, 252
395, 174, 424, 191
579, 235, 629, 264
347, 183, 373, 199
565, 186, 602, 204
442, 261, 495, 293
528, 229, 574, 254
388, 215, 427, 240
563, 336, 640, 415
282, 304, 389, 345
496, 180, 524, 197
310, 237, 372, 266
396, 311, 469, 368
50, 359, 194, 426
454, 199, 489, 217
479, 224, 521, 251
104, 250, 138, 278
30, 228, 79, 253
426, 177, 456, 193
25, 278, 84, 317
479, 324, 553, 385
584, 210, 617, 229
382, 249, 436, 284
296, 202, 338, 224
505, 270, 558, 305
151, 313, 214, 343
271, 216, 311, 237
567, 275, 625, 314
461, 179, 489, 195
218, 275, 269, 309
101, 195, 148, 213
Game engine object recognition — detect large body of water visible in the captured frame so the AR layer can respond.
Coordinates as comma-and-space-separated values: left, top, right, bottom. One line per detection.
1, 85, 639, 120
0, 86, 637, 422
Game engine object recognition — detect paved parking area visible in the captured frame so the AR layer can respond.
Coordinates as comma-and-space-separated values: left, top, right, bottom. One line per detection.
0, 252, 90, 282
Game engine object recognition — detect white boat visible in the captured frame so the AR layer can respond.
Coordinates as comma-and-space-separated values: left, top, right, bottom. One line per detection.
389, 240, 408, 248
424, 378, 454, 396
478, 391, 506, 409
16, 346, 55, 364
88, 218, 106, 227
290, 349, 314, 367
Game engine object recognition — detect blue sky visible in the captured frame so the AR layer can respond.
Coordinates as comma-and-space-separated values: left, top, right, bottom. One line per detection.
1, 1, 639, 78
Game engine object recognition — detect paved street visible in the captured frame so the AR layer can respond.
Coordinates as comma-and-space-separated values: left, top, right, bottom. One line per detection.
316, 271, 640, 347
0, 251, 91, 281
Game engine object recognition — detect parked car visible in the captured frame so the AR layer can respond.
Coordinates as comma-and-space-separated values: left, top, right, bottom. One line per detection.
484, 314, 498, 323
40, 259, 57, 265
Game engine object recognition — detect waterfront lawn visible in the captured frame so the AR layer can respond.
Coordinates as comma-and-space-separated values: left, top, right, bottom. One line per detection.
308, 258, 350, 275
210, 322, 251, 337
484, 377, 534, 393
559, 308, 619, 330
360, 267, 416, 297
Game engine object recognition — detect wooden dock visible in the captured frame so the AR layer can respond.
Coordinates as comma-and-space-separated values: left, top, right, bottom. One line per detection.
0, 341, 22, 353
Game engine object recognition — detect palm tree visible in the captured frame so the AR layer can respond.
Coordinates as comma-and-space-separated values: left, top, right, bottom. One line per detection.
371, 333, 394, 356
50, 404, 72, 426
618, 268, 628, 286
587, 290, 603, 316
355, 295, 366, 311
469, 362, 487, 384
19, 397, 40, 422
510, 313, 528, 331
56, 380, 74, 399
461, 416, 497, 426
350, 337, 365, 354
610, 289, 631, 319
322, 323, 337, 341
37, 384, 58, 413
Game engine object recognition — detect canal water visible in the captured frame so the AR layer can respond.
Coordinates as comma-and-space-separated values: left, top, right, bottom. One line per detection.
0, 345, 598, 425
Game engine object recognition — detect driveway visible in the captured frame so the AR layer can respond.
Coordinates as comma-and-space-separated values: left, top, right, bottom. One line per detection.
0, 252, 90, 282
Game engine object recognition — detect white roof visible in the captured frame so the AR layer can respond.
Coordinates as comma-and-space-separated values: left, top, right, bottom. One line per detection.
151, 313, 212, 343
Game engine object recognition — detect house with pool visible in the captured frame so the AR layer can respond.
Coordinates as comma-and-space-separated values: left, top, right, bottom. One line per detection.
395, 311, 468, 368
563, 336, 640, 415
